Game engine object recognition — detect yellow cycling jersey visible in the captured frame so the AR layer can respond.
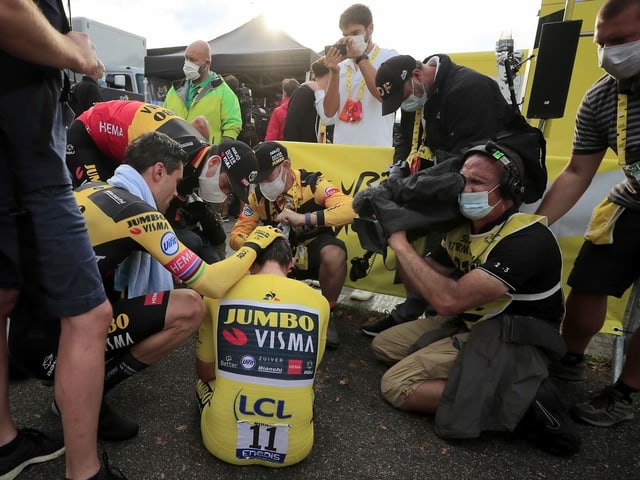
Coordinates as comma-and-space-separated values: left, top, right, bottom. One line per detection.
229, 168, 356, 250
73, 182, 259, 300
196, 274, 329, 467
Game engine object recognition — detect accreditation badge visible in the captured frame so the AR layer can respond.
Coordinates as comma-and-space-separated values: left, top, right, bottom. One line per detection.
294, 244, 309, 270
339, 98, 363, 123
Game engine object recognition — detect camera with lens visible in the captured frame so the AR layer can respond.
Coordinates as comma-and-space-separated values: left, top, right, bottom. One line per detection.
349, 251, 374, 282
352, 216, 387, 255
381, 160, 411, 181
349, 216, 386, 282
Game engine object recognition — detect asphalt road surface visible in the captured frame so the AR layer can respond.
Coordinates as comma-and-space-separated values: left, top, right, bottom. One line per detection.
7, 305, 640, 480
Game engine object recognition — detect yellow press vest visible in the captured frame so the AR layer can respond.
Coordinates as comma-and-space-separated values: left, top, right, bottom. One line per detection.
445, 213, 550, 327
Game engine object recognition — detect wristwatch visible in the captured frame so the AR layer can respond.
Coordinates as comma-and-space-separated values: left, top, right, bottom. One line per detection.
355, 54, 369, 64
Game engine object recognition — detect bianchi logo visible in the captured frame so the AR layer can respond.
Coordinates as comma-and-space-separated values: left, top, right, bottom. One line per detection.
535, 400, 561, 430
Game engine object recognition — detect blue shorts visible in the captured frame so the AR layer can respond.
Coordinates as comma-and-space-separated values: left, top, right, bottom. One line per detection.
0, 81, 107, 317
567, 208, 640, 298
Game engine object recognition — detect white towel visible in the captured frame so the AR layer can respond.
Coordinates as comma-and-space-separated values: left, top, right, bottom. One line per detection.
108, 164, 174, 298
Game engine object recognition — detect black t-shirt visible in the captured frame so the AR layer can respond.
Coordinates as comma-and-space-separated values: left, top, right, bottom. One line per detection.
431, 218, 564, 324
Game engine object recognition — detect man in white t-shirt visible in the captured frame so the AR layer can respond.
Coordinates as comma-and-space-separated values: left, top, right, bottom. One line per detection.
322, 3, 398, 147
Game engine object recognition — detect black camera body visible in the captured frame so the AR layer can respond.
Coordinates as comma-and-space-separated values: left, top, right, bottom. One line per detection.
350, 251, 375, 282
350, 256, 369, 282
352, 216, 387, 254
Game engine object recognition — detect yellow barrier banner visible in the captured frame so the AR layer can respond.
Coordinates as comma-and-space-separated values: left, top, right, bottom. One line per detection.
280, 141, 406, 297
279, 141, 628, 334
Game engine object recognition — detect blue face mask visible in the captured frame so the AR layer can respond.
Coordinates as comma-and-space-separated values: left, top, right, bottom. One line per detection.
458, 185, 501, 220
400, 79, 428, 112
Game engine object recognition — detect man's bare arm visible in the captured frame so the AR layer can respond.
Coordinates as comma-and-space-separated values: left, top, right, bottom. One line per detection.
535, 151, 606, 225
0, 0, 98, 74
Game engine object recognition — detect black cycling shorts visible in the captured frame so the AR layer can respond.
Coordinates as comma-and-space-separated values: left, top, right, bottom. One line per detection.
8, 290, 171, 381
289, 233, 347, 281
66, 120, 117, 187
568, 208, 640, 297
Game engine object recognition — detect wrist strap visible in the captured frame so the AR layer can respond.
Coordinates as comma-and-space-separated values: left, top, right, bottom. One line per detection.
355, 54, 369, 65
305, 212, 313, 226
243, 242, 260, 254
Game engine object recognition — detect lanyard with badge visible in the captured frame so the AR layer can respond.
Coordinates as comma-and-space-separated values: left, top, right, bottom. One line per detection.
407, 107, 434, 173
339, 46, 380, 123
616, 91, 640, 187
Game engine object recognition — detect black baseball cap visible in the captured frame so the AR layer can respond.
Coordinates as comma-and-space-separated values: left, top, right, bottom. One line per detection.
375, 55, 418, 115
253, 141, 288, 183
215, 140, 258, 203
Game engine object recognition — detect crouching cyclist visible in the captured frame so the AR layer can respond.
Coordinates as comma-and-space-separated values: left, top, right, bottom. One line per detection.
196, 237, 330, 467
8, 132, 282, 441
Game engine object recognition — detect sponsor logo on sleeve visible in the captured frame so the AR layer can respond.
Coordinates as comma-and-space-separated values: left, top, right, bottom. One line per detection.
160, 232, 179, 255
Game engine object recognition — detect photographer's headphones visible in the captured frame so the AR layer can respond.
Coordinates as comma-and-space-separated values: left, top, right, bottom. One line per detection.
487, 141, 524, 202
464, 141, 524, 203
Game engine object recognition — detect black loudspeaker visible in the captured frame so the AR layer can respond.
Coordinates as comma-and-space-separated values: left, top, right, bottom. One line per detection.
527, 20, 583, 119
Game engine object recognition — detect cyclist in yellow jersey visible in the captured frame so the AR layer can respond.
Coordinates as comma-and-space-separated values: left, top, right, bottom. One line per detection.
8, 132, 281, 441
230, 141, 356, 348
196, 238, 329, 467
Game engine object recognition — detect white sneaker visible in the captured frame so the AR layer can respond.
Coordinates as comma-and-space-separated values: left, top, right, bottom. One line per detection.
350, 290, 374, 301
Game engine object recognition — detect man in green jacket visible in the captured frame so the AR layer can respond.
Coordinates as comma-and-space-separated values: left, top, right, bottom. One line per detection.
164, 40, 242, 145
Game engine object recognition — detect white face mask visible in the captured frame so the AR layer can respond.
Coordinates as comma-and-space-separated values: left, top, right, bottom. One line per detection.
458, 185, 501, 220
198, 160, 227, 203
401, 79, 428, 112
350, 34, 368, 55
260, 165, 286, 202
597, 39, 640, 80
183, 60, 202, 81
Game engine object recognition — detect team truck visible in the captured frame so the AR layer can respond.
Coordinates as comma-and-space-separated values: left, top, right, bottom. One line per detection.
69, 17, 147, 100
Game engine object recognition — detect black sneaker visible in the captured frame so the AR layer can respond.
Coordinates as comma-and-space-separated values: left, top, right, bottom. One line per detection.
0, 428, 65, 480
361, 315, 398, 337
90, 451, 128, 480
52, 399, 139, 441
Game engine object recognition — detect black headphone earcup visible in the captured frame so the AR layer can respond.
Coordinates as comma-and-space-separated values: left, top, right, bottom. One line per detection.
500, 164, 523, 201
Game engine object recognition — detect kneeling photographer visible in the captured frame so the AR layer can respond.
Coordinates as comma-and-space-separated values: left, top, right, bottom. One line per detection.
362, 51, 538, 336
356, 132, 579, 455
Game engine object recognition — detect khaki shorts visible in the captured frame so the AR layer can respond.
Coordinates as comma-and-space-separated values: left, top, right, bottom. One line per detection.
372, 316, 469, 408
